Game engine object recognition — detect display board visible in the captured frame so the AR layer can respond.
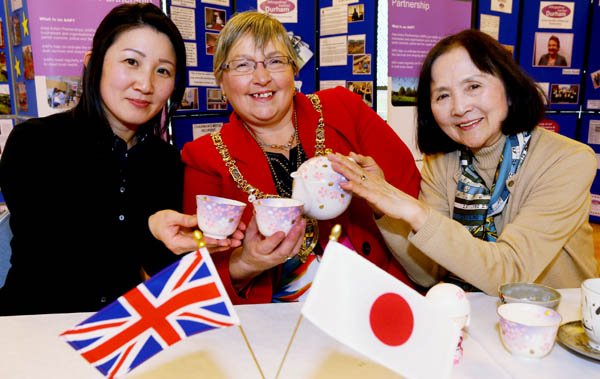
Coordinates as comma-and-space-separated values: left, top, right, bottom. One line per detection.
317, 0, 375, 109
583, 1, 600, 110
476, 0, 521, 58
579, 113, 600, 223
517, 0, 590, 111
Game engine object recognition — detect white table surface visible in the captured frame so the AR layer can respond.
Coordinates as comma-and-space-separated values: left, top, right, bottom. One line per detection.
0, 290, 598, 378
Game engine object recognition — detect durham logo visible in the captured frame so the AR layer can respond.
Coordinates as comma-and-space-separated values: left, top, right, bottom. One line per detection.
260, 0, 295, 14
541, 4, 571, 18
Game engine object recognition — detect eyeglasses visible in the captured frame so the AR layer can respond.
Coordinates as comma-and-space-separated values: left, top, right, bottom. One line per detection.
221, 56, 293, 74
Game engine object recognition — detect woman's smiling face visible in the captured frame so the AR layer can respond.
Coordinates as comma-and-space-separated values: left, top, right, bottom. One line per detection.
219, 33, 295, 129
100, 26, 176, 133
430, 46, 509, 151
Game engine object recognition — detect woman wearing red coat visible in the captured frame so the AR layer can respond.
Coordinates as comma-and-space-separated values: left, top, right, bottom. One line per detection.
150, 11, 421, 304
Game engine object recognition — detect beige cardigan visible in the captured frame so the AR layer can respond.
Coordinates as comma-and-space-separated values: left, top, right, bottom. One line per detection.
377, 127, 598, 295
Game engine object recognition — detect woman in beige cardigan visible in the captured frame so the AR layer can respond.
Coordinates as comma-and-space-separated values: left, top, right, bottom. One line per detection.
329, 30, 597, 294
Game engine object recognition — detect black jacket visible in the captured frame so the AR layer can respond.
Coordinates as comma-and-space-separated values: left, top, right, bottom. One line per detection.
0, 111, 182, 315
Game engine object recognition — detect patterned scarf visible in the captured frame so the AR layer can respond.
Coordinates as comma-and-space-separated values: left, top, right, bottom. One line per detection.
453, 132, 531, 242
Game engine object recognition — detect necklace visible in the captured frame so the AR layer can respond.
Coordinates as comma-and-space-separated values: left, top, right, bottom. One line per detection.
242, 110, 301, 197
254, 128, 296, 152
211, 94, 327, 262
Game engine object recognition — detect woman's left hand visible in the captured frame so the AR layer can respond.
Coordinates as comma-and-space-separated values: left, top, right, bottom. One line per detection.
149, 210, 246, 255
328, 152, 429, 231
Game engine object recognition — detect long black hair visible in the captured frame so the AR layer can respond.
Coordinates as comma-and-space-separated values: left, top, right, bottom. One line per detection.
73, 3, 186, 136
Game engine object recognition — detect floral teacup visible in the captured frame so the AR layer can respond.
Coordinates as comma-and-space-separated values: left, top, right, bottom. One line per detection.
253, 198, 304, 237
196, 195, 246, 240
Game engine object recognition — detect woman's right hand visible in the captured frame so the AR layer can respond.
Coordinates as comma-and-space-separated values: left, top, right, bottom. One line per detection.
328, 153, 429, 232
229, 215, 306, 291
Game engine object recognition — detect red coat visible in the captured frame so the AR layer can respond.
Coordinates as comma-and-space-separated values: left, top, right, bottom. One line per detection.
182, 87, 421, 304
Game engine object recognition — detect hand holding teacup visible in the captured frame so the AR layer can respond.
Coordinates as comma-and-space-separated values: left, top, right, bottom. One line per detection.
229, 215, 306, 291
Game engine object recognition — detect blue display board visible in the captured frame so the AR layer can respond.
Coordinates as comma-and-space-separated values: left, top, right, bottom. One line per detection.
0, 1, 14, 116
579, 113, 600, 222
583, 1, 600, 110
476, 0, 521, 58
517, 0, 590, 111
172, 113, 230, 150
8, 0, 36, 117
318, 0, 375, 108
539, 112, 578, 140
168, 1, 233, 116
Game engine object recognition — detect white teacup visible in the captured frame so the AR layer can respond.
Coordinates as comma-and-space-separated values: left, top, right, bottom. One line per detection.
582, 278, 600, 350
253, 198, 303, 237
196, 195, 246, 240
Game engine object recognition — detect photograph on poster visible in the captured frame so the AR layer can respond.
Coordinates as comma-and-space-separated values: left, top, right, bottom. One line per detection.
347, 34, 365, 55
207, 88, 227, 110
22, 45, 34, 80
352, 54, 371, 75
591, 69, 600, 89
348, 4, 364, 22
0, 84, 10, 114
45, 76, 82, 110
347, 81, 372, 107
11, 14, 21, 46
288, 31, 313, 70
550, 83, 579, 104
533, 32, 572, 67
206, 32, 218, 55
205, 7, 226, 31
180, 87, 199, 110
0, 52, 7, 82
391, 76, 418, 106
16, 82, 27, 112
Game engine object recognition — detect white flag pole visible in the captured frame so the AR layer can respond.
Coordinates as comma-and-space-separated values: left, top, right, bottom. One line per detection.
193, 230, 265, 379
275, 225, 343, 379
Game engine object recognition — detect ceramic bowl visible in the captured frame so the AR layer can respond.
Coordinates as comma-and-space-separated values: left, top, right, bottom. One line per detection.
497, 302, 561, 358
253, 198, 304, 237
196, 195, 246, 240
290, 156, 352, 220
499, 282, 561, 310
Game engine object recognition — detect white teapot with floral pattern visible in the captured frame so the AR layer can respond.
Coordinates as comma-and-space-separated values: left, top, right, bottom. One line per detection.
290, 156, 352, 220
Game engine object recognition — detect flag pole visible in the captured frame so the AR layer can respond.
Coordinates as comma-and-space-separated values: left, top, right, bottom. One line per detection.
275, 225, 343, 379
193, 230, 265, 379
275, 314, 303, 379
238, 324, 266, 379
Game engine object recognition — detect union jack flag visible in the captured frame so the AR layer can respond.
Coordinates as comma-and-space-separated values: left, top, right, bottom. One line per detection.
60, 248, 239, 378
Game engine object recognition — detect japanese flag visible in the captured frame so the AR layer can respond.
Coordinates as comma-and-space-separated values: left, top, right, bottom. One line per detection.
302, 240, 460, 379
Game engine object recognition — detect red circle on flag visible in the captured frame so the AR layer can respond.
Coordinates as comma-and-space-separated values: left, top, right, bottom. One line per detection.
369, 293, 414, 346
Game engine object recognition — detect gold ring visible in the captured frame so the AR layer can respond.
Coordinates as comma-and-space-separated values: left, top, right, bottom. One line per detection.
360, 175, 367, 182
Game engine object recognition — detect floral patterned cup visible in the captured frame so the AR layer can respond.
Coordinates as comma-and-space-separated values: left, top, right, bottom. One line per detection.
497, 303, 561, 358
196, 195, 247, 240
253, 198, 304, 237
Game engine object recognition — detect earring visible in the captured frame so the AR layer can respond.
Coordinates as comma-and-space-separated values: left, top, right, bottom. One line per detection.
222, 93, 228, 102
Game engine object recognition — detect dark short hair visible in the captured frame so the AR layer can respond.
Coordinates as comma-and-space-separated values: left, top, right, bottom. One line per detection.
74, 3, 186, 136
548, 35, 560, 48
416, 29, 546, 154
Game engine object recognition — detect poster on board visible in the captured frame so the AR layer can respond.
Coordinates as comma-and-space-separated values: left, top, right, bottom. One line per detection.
388, 0, 472, 105
27, 0, 160, 117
